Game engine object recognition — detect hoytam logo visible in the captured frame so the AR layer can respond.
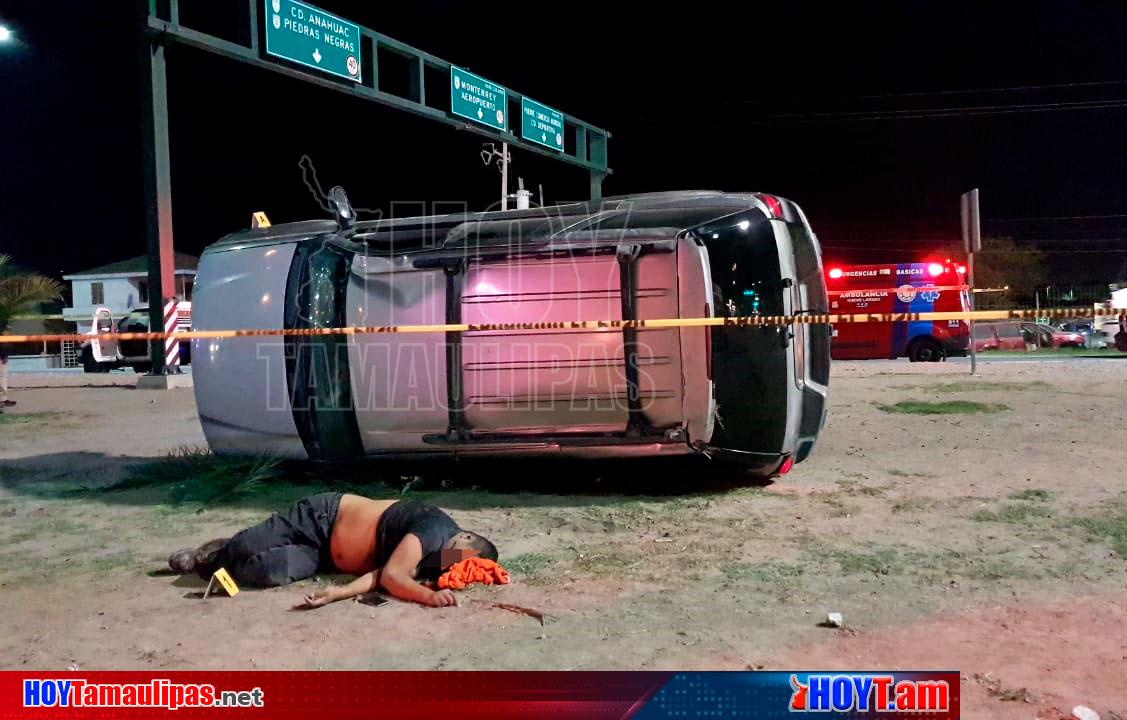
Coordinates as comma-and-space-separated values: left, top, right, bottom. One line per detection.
23, 679, 264, 710
790, 674, 951, 713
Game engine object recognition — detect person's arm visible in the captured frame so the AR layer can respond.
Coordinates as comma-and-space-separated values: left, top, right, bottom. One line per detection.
379, 534, 457, 608
298, 535, 456, 610
301, 570, 380, 608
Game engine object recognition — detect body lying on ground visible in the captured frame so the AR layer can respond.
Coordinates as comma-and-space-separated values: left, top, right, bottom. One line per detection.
168, 494, 498, 608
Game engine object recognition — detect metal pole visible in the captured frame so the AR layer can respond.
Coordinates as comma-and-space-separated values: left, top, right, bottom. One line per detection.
138, 0, 177, 375
968, 252, 977, 375
588, 130, 608, 200
500, 141, 509, 211
961, 189, 981, 376
247, 0, 259, 52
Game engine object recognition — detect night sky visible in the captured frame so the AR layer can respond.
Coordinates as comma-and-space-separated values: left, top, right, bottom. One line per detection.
3, 1, 1127, 283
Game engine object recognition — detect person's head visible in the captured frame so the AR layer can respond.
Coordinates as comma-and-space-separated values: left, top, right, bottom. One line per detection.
438, 531, 498, 569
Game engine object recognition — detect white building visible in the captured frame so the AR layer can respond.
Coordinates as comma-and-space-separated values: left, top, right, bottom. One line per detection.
63, 253, 197, 329
1112, 287, 1127, 310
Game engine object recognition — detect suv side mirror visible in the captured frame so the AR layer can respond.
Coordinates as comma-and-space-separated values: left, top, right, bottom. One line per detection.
327, 186, 356, 231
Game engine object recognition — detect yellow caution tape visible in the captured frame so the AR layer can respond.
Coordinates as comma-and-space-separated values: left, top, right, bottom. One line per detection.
0, 307, 1123, 344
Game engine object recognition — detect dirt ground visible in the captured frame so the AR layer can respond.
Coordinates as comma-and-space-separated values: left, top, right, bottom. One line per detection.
2, 359, 1126, 718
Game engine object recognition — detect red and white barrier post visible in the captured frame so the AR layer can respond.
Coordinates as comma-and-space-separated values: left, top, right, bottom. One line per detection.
162, 299, 180, 373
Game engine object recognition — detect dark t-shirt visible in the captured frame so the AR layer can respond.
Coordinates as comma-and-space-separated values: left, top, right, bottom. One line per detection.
375, 500, 460, 576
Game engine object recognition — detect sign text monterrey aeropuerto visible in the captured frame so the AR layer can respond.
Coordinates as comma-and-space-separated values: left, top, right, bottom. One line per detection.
450, 66, 507, 131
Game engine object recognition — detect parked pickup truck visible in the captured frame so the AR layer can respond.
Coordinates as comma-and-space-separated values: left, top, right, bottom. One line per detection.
81, 304, 191, 373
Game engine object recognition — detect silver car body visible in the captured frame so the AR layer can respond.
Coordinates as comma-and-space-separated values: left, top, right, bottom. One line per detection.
191, 191, 830, 476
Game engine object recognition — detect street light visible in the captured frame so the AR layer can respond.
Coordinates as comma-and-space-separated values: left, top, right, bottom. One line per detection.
0, 26, 13, 43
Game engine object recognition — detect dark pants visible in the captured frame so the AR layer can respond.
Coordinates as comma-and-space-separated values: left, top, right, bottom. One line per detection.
215, 493, 341, 587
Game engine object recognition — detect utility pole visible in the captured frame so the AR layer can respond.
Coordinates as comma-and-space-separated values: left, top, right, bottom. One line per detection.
961, 189, 982, 376
500, 141, 509, 211
481, 142, 512, 210
137, 0, 177, 382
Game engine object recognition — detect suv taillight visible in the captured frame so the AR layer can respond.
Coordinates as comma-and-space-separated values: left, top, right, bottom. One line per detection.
755, 194, 784, 219
776, 456, 794, 475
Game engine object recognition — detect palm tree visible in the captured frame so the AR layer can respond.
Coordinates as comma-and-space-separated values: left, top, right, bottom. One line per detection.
0, 254, 63, 334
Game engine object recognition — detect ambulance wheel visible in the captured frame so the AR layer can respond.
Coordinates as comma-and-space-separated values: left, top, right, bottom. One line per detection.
908, 338, 943, 363
81, 347, 110, 373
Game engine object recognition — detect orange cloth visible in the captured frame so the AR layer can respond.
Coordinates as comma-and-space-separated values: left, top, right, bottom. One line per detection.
437, 558, 511, 590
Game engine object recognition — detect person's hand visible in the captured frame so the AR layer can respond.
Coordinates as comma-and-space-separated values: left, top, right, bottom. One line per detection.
425, 589, 458, 608
301, 589, 336, 609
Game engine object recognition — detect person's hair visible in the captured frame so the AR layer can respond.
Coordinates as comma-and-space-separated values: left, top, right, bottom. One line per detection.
464, 531, 498, 562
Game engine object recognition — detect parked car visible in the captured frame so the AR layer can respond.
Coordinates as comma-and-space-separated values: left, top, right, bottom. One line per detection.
1056, 320, 1110, 350
973, 323, 999, 352
81, 305, 191, 373
191, 189, 831, 478
974, 322, 1028, 351
1022, 323, 1084, 348
1092, 320, 1122, 351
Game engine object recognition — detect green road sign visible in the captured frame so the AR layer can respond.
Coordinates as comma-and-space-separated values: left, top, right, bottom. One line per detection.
264, 0, 361, 83
450, 66, 507, 131
521, 97, 565, 152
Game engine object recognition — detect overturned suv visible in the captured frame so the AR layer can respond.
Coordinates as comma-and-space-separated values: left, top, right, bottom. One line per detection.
191, 189, 830, 478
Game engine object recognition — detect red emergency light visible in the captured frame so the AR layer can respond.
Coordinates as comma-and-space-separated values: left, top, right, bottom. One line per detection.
927, 262, 944, 277
956, 265, 967, 275
828, 267, 844, 279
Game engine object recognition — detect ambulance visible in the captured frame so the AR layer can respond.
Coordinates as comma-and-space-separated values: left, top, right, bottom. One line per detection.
826, 260, 970, 361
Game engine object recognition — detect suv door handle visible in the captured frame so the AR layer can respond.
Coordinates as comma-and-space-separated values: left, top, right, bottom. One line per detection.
779, 326, 794, 348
